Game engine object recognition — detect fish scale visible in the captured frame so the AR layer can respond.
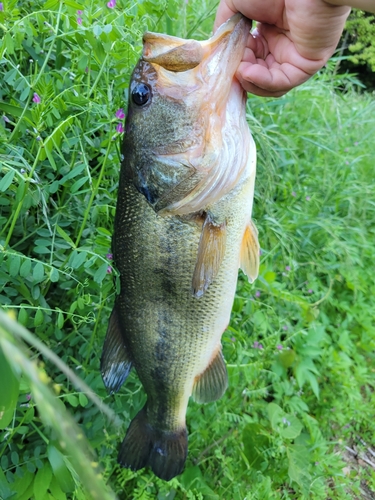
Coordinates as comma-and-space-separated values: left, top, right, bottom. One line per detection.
101, 14, 259, 481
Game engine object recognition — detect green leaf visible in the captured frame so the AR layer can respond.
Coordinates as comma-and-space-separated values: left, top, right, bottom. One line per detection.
56, 226, 75, 249
47, 445, 74, 493
34, 309, 44, 327
18, 308, 28, 326
20, 259, 32, 278
33, 262, 45, 283
0, 102, 33, 120
242, 423, 270, 470
57, 312, 64, 329
93, 262, 109, 284
287, 444, 311, 494
9, 254, 21, 277
64, 0, 84, 9
79, 393, 88, 407
0, 170, 16, 192
50, 268, 60, 283
0, 346, 19, 430
33, 462, 53, 500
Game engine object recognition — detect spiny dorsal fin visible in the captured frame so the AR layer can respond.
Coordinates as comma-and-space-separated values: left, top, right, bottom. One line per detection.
240, 220, 259, 283
192, 213, 227, 298
100, 303, 133, 394
143, 32, 203, 72
191, 348, 228, 403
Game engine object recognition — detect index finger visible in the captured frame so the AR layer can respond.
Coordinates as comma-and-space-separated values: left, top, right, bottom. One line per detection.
214, 1, 238, 31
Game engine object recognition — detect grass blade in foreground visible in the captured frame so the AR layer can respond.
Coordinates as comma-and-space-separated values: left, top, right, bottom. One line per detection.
0, 311, 118, 500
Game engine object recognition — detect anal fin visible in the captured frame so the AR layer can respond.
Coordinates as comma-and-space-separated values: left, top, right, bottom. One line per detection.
192, 348, 228, 403
192, 213, 226, 298
100, 303, 133, 394
240, 220, 259, 283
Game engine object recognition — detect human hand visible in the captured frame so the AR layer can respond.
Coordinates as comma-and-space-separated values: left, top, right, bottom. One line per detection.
214, 0, 351, 97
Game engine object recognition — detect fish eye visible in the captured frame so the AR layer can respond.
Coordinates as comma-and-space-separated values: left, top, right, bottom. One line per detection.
131, 83, 151, 106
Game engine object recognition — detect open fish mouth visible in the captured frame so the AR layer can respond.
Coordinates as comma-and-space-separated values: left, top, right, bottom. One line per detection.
126, 14, 252, 216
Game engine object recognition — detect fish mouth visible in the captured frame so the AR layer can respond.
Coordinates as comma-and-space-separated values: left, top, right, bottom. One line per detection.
131, 15, 252, 216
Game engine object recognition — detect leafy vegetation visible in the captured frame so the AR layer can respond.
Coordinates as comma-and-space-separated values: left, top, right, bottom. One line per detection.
1, 1, 375, 499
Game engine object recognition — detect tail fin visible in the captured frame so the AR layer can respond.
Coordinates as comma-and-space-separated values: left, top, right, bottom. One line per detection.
118, 406, 188, 481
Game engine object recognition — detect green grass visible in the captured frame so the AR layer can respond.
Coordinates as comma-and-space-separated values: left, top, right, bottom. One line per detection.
1, 1, 375, 499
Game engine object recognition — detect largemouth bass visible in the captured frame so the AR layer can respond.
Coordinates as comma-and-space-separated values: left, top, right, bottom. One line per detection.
101, 14, 259, 481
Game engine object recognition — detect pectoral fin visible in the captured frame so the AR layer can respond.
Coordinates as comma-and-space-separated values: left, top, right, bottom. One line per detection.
192, 348, 228, 403
240, 220, 259, 282
192, 213, 226, 298
100, 303, 133, 394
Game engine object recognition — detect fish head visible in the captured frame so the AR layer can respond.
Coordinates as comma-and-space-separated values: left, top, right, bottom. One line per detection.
123, 14, 252, 214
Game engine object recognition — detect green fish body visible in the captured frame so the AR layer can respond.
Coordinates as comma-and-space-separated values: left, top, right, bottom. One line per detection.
101, 14, 259, 481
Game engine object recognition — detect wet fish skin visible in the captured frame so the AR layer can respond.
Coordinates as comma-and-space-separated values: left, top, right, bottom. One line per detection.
100, 14, 259, 481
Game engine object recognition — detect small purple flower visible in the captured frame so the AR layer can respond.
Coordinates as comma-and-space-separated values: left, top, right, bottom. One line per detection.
354, 141, 359, 146
276, 344, 283, 350
291, 191, 296, 197
106, 253, 113, 260
282, 325, 288, 330
253, 341, 263, 349
77, 10, 83, 14
26, 394, 31, 401
230, 337, 236, 342
3, 115, 10, 123
285, 265, 291, 272
305, 196, 311, 201
107, 0, 116, 7
107, 266, 112, 274
115, 108, 125, 120
32, 93, 41, 104
116, 123, 124, 133
255, 290, 261, 298
308, 289, 313, 294
77, 17, 82, 25
36, 136, 41, 141
0, 3, 3, 11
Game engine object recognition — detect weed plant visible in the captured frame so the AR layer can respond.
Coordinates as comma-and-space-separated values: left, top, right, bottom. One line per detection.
0, 1, 375, 499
